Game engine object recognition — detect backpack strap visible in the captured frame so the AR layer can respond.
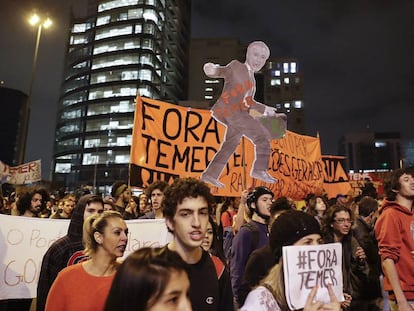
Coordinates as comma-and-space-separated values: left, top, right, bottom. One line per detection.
210, 254, 225, 279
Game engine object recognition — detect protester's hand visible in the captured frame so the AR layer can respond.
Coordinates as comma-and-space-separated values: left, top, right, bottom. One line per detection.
240, 190, 248, 205
355, 246, 366, 262
203, 63, 217, 76
341, 293, 352, 309
321, 284, 341, 311
304, 285, 341, 311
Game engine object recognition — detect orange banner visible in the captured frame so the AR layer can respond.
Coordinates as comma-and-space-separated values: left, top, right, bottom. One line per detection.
321, 155, 351, 199
130, 97, 324, 199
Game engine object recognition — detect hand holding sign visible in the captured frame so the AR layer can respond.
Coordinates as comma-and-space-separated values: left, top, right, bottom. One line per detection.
283, 243, 344, 310
304, 284, 341, 311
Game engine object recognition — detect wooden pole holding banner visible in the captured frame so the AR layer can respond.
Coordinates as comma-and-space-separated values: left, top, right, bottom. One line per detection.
241, 136, 247, 190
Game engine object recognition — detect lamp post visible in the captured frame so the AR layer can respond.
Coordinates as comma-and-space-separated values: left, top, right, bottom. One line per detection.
28, 14, 52, 100
19, 13, 52, 164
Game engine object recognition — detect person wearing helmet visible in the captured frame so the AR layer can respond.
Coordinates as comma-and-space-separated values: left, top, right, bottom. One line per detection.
230, 186, 274, 307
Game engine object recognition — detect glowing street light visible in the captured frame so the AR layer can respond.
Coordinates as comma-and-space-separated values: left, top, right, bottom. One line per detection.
19, 13, 52, 163
27, 13, 53, 98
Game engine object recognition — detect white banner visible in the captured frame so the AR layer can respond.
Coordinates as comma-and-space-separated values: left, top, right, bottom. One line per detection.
0, 159, 42, 185
283, 242, 344, 310
0, 214, 171, 299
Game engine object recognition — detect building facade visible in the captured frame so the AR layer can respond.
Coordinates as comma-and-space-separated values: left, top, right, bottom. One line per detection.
53, 0, 191, 192
262, 58, 305, 134
341, 131, 401, 172
0, 87, 28, 166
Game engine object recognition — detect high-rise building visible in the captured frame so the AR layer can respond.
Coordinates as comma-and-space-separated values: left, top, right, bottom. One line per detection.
340, 131, 401, 172
263, 58, 305, 134
0, 87, 28, 166
188, 38, 246, 107
53, 0, 191, 192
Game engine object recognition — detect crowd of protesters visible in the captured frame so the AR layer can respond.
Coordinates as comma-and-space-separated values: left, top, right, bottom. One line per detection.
0, 167, 414, 311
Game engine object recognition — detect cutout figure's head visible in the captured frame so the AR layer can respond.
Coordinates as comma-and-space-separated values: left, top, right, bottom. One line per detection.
246, 41, 270, 72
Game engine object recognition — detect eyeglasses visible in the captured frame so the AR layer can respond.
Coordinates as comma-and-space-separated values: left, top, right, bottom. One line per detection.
334, 218, 353, 225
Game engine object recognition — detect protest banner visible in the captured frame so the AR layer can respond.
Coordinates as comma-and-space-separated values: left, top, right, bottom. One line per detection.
130, 96, 324, 200
0, 214, 170, 299
322, 155, 351, 199
0, 160, 42, 185
283, 243, 344, 310
348, 172, 388, 197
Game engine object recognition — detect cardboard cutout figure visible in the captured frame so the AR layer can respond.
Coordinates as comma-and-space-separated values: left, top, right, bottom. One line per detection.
201, 41, 287, 188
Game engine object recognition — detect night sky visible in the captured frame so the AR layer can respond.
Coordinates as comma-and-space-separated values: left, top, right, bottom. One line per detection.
1, 0, 414, 179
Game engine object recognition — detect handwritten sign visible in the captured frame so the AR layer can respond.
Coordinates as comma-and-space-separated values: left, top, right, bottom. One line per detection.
0, 159, 42, 185
0, 214, 171, 299
283, 243, 344, 310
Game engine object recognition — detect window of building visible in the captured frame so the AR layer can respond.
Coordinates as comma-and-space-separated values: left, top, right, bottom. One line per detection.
142, 38, 154, 49
74, 61, 87, 69
128, 8, 143, 19
122, 70, 138, 80
270, 78, 281, 86
205, 79, 220, 84
70, 35, 87, 45
95, 25, 133, 40
61, 109, 82, 120
82, 153, 99, 165
138, 86, 153, 97
73, 23, 87, 33
284, 102, 291, 108
375, 141, 387, 148
144, 23, 155, 34
119, 12, 128, 21
284, 77, 290, 84
115, 153, 130, 163
293, 100, 303, 109
97, 15, 111, 26
55, 163, 72, 173
98, 0, 139, 12
283, 62, 289, 73
143, 9, 158, 23
91, 55, 140, 69
84, 138, 101, 148
290, 62, 297, 73
139, 69, 152, 81
135, 24, 142, 33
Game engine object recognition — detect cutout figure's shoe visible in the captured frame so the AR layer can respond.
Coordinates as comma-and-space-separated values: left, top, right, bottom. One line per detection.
251, 170, 278, 184
201, 174, 225, 188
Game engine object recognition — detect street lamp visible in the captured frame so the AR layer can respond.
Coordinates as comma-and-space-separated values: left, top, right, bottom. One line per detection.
27, 13, 52, 99
19, 13, 52, 164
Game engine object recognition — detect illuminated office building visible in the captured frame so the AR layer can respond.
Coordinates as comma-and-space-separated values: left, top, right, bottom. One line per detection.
263, 58, 305, 134
53, 0, 191, 192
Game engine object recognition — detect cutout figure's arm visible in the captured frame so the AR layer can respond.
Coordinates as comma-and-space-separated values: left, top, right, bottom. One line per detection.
203, 62, 231, 78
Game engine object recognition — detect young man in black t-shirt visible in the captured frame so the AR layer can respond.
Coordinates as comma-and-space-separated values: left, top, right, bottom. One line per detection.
163, 177, 234, 311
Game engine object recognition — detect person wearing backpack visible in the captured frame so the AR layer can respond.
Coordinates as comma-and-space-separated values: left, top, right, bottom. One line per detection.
220, 196, 238, 262
230, 186, 274, 307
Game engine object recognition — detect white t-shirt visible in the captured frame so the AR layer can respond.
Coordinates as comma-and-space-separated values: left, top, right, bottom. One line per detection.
240, 286, 282, 311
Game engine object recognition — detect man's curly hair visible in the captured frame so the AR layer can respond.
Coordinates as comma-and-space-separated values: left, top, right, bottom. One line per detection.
163, 177, 214, 221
